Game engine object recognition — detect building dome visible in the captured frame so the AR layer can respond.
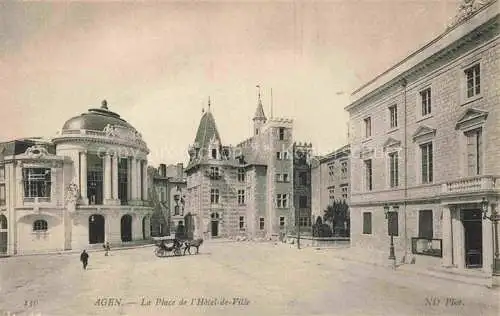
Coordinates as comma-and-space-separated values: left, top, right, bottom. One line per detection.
62, 100, 136, 132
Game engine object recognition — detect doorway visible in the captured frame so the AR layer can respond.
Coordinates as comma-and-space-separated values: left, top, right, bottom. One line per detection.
121, 215, 132, 242
211, 220, 219, 237
462, 209, 483, 268
89, 214, 105, 244
0, 215, 7, 254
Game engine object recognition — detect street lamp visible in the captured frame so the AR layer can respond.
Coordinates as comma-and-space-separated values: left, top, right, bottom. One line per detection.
481, 197, 499, 275
384, 204, 396, 262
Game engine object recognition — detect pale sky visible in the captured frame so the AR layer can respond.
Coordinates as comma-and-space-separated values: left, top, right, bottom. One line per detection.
0, 0, 462, 166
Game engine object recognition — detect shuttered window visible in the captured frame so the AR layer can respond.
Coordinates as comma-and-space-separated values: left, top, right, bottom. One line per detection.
363, 212, 372, 234
418, 210, 433, 239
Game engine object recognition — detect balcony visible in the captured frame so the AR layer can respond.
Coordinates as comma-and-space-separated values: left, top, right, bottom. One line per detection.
204, 170, 224, 180
441, 175, 498, 195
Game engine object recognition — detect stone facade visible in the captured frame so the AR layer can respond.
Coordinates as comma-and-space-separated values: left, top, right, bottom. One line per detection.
184, 96, 312, 240
311, 145, 351, 221
345, 1, 499, 280
0, 101, 153, 256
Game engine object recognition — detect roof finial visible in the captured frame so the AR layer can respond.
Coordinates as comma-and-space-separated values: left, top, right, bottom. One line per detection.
101, 100, 108, 110
256, 85, 261, 102
208, 96, 211, 112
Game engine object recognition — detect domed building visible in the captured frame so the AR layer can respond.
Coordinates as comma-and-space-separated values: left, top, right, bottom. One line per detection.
0, 101, 153, 256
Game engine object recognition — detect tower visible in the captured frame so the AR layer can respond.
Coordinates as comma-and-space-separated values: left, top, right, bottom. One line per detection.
253, 87, 267, 136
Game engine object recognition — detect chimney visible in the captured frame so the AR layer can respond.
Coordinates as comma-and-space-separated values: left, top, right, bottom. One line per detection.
176, 163, 183, 178
159, 164, 167, 177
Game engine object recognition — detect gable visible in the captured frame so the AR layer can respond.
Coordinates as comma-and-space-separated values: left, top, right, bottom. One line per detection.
383, 137, 401, 151
412, 125, 436, 143
455, 108, 488, 130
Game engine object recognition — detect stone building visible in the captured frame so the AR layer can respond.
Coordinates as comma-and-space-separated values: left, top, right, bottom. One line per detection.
184, 95, 312, 240
0, 101, 153, 255
150, 163, 187, 237
345, 1, 499, 284
293, 142, 313, 233
311, 145, 351, 221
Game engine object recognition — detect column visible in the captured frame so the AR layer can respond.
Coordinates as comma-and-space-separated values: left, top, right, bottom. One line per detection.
127, 158, 132, 202
142, 160, 148, 200
112, 155, 119, 201
136, 159, 142, 200
80, 151, 88, 203
104, 154, 112, 202
482, 205, 493, 275
452, 209, 465, 269
442, 205, 453, 267
130, 158, 138, 200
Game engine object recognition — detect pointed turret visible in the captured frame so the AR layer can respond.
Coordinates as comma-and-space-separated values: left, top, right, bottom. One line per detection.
253, 86, 267, 135
191, 97, 222, 161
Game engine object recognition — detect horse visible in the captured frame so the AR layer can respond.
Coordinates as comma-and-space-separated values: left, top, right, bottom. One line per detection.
183, 238, 204, 255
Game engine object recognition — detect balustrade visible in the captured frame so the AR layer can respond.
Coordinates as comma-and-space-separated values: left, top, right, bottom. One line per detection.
442, 175, 497, 194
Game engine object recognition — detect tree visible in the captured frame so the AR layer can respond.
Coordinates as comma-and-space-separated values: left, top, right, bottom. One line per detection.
323, 200, 350, 237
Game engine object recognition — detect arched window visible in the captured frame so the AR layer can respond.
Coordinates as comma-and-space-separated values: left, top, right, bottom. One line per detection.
33, 220, 48, 232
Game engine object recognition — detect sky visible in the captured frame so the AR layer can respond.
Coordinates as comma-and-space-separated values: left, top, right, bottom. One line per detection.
0, 0, 462, 166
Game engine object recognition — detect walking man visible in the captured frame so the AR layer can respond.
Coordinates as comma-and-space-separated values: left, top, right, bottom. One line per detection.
103, 242, 110, 256
80, 250, 89, 270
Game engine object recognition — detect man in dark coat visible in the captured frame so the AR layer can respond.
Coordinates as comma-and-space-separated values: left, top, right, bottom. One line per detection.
80, 250, 89, 270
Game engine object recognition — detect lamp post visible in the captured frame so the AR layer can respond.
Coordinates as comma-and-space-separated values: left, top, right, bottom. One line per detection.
385, 204, 396, 262
482, 197, 499, 275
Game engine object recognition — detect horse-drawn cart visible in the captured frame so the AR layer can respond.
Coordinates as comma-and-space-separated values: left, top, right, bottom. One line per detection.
152, 236, 183, 257
152, 237, 204, 258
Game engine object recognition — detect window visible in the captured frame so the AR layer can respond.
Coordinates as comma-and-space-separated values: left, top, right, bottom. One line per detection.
299, 217, 310, 227
420, 88, 431, 116
276, 152, 282, 160
328, 187, 335, 200
33, 219, 48, 232
276, 194, 288, 208
299, 172, 308, 186
420, 142, 433, 183
389, 105, 398, 128
418, 210, 433, 239
279, 216, 285, 227
364, 117, 372, 138
389, 152, 399, 188
211, 149, 217, 159
209, 167, 219, 177
174, 205, 180, 216
259, 217, 264, 230
279, 128, 285, 140
387, 210, 399, 236
362, 212, 372, 234
23, 168, 51, 198
364, 159, 372, 191
283, 151, 289, 160
275, 173, 282, 182
239, 216, 245, 230
0, 166, 4, 180
238, 190, 245, 205
341, 161, 348, 179
328, 163, 335, 178
283, 173, 289, 182
465, 128, 482, 176
299, 196, 307, 208
341, 184, 348, 200
0, 184, 5, 205
238, 168, 245, 182
465, 64, 480, 98
210, 188, 219, 204
255, 129, 259, 135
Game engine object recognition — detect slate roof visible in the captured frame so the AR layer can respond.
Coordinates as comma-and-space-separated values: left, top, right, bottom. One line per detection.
193, 110, 221, 152
253, 98, 267, 121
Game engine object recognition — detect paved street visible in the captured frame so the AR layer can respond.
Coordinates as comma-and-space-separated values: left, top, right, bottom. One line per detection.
0, 241, 498, 316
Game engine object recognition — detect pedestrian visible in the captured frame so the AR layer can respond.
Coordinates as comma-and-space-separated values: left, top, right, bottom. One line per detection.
103, 242, 110, 256
80, 250, 89, 270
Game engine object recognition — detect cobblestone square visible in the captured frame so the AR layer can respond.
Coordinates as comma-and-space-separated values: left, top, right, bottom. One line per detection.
0, 241, 498, 316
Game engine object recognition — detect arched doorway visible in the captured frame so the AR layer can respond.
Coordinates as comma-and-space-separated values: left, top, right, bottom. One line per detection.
88, 214, 105, 244
121, 215, 132, 242
0, 215, 7, 254
210, 213, 219, 237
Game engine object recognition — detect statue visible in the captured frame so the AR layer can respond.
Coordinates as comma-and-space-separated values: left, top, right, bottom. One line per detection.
65, 183, 80, 205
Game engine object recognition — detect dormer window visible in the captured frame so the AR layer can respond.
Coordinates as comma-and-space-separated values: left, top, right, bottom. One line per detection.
211, 149, 217, 159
